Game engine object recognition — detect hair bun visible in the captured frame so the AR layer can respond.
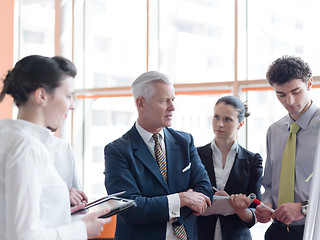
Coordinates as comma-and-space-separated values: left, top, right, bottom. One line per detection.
243, 102, 251, 118
0, 70, 14, 102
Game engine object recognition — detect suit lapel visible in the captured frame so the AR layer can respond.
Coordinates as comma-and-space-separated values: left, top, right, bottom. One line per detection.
129, 126, 169, 192
201, 144, 217, 187
163, 128, 179, 187
225, 145, 246, 193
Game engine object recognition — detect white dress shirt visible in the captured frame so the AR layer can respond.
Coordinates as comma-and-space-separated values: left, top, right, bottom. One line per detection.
0, 119, 87, 240
211, 139, 238, 240
48, 135, 82, 190
135, 122, 180, 240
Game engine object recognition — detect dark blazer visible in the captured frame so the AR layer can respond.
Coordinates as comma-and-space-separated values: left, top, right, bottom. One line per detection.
197, 143, 263, 240
104, 125, 213, 240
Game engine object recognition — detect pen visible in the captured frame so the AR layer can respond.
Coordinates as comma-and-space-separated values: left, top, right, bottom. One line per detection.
252, 198, 275, 213
305, 172, 313, 182
212, 186, 219, 192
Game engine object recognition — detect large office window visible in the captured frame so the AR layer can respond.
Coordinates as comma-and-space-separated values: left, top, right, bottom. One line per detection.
71, 0, 320, 199
238, 0, 320, 80
18, 0, 55, 58
73, 0, 147, 196
78, 97, 137, 196
15, 1, 320, 238
158, 0, 235, 83
74, 0, 147, 90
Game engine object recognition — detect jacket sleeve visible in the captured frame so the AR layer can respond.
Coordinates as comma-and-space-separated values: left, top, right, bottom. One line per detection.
187, 136, 213, 198
180, 134, 214, 220
247, 152, 263, 201
244, 151, 263, 228
104, 142, 170, 225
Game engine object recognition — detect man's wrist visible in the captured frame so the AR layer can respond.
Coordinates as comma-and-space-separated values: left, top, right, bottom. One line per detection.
301, 200, 308, 216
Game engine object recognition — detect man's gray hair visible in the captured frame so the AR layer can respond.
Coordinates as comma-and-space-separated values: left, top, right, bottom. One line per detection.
131, 71, 173, 102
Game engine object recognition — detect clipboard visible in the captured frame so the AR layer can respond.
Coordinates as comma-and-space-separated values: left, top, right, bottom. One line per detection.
202, 195, 235, 216
72, 192, 137, 218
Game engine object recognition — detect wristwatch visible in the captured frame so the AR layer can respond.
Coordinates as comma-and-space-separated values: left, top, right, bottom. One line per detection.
301, 201, 308, 216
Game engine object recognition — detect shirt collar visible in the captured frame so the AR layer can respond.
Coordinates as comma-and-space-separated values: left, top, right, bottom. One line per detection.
0, 119, 52, 143
135, 121, 164, 143
210, 139, 239, 154
287, 101, 318, 131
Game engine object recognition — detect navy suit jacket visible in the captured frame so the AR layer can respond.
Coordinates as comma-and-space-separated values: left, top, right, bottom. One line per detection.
196, 143, 263, 240
104, 125, 213, 240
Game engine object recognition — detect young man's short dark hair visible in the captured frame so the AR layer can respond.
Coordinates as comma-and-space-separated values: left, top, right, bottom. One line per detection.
266, 55, 312, 85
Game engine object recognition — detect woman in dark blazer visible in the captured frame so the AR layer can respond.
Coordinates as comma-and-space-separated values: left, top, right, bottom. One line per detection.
197, 96, 263, 240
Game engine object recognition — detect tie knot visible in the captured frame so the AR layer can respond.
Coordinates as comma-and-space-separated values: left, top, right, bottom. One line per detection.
152, 133, 160, 142
290, 122, 300, 134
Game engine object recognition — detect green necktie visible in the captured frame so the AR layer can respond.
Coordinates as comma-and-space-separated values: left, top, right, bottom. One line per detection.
278, 122, 300, 206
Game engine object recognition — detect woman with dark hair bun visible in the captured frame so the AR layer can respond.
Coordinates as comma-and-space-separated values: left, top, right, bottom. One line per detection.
0, 55, 109, 240
197, 95, 263, 240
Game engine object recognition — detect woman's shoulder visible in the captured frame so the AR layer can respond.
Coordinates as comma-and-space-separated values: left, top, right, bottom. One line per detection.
0, 122, 51, 165
196, 143, 212, 157
197, 143, 211, 150
237, 144, 262, 160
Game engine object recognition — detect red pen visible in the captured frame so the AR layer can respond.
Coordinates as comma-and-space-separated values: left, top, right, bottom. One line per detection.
253, 198, 275, 213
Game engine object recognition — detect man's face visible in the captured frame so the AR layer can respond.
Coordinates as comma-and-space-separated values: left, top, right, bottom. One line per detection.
137, 82, 175, 133
273, 78, 312, 120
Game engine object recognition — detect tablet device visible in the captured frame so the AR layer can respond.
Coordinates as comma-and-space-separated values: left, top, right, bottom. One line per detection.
72, 196, 137, 218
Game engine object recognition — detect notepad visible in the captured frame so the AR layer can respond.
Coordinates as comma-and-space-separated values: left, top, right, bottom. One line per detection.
202, 195, 235, 216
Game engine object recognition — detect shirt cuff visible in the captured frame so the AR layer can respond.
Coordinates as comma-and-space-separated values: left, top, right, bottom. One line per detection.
167, 193, 180, 221
261, 192, 273, 207
250, 208, 258, 224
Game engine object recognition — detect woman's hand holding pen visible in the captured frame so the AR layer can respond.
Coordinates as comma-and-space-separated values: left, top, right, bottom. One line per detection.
229, 194, 251, 212
230, 194, 254, 223
212, 186, 229, 197
212, 186, 254, 223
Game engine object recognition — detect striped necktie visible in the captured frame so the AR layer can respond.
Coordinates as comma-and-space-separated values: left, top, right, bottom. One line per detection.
152, 134, 188, 240
153, 133, 167, 183
278, 122, 300, 206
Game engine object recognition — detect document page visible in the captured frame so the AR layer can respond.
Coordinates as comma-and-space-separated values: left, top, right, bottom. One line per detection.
203, 195, 235, 216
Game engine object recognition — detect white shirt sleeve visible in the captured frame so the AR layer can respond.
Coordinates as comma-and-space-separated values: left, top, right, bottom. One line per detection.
69, 145, 83, 190
6, 146, 87, 240
261, 129, 274, 205
167, 193, 180, 220
56, 221, 87, 239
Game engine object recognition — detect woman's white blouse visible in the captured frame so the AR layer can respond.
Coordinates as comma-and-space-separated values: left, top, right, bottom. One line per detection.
211, 140, 238, 191
0, 119, 87, 240
48, 135, 82, 190
211, 139, 238, 240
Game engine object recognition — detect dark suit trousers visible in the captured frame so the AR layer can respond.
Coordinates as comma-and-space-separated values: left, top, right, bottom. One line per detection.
265, 221, 304, 240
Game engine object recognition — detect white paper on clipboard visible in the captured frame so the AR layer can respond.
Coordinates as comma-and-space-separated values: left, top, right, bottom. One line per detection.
202, 195, 235, 216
